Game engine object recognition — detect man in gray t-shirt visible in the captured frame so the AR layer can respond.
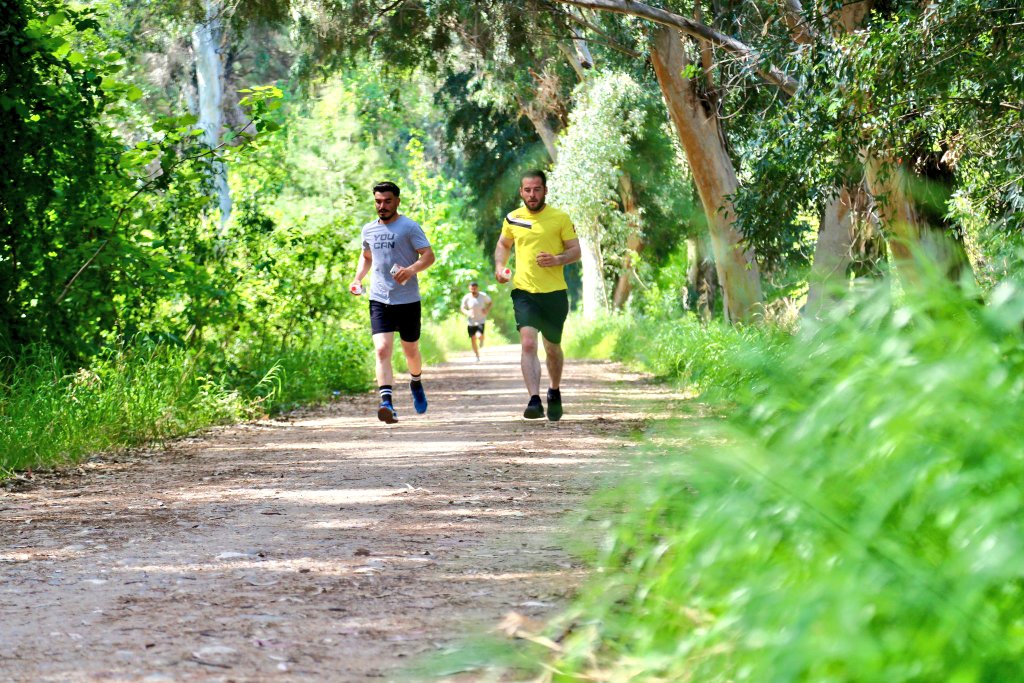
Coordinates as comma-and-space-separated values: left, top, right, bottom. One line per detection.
360, 215, 431, 304
350, 181, 436, 424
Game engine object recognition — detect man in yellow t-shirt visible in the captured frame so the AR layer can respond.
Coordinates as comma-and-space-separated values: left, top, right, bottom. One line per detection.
494, 170, 581, 421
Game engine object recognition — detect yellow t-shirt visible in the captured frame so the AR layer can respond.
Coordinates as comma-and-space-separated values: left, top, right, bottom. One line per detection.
500, 205, 577, 293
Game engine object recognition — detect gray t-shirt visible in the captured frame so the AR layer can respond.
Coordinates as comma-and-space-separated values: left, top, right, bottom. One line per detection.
361, 215, 431, 305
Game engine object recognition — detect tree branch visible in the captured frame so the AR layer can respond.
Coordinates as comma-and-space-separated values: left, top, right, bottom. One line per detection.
552, 0, 799, 95
781, 0, 818, 45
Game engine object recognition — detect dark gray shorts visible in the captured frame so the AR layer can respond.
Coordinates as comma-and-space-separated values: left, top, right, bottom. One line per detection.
369, 300, 421, 342
511, 289, 569, 344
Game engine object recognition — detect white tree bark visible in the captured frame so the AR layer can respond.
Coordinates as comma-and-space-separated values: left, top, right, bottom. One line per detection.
804, 187, 857, 317
578, 230, 607, 319
650, 26, 763, 323
612, 173, 642, 309
864, 156, 921, 272
686, 234, 717, 321
192, 0, 231, 229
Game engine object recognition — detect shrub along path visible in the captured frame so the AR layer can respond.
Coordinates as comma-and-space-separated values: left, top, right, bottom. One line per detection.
0, 346, 683, 681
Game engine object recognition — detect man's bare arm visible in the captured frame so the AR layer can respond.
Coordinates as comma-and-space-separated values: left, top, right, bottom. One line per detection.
494, 235, 514, 282
350, 248, 372, 293
394, 246, 435, 285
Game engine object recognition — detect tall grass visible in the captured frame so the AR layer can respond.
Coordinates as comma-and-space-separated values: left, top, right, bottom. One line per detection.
227, 323, 374, 410
564, 311, 787, 395
0, 323, 381, 475
0, 345, 250, 474
545, 280, 1024, 681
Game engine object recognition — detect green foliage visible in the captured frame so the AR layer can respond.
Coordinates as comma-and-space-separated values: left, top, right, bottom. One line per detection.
564, 310, 784, 395
734, 0, 1024, 277
549, 71, 692, 292
436, 69, 549, 248
546, 279, 1024, 681
550, 72, 647, 237
1, 0, 135, 356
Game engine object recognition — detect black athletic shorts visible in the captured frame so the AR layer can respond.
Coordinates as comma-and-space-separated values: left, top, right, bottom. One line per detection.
369, 300, 422, 342
511, 288, 570, 344
467, 323, 485, 337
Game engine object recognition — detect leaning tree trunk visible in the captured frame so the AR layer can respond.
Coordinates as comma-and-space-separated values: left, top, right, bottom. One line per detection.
578, 229, 607, 320
650, 26, 762, 324
192, 0, 231, 229
518, 95, 560, 163
612, 173, 643, 309
865, 157, 975, 287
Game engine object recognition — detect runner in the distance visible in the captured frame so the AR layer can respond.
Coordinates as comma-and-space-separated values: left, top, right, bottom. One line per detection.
350, 181, 435, 424
494, 170, 581, 421
459, 281, 492, 362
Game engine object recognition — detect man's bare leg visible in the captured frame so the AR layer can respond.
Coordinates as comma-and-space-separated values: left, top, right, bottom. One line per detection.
373, 332, 398, 423
542, 336, 565, 421
520, 327, 546, 418
543, 337, 563, 389
400, 339, 422, 376
470, 334, 480, 360
520, 327, 542, 396
373, 332, 395, 387
401, 338, 428, 414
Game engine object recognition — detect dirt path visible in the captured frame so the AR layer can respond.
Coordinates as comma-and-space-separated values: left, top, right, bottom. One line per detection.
0, 346, 676, 682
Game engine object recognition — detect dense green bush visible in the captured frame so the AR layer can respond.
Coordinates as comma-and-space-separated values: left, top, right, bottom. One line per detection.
548, 280, 1024, 681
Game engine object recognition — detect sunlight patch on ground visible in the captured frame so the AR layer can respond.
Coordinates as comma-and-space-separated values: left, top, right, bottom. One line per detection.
118, 555, 436, 577
180, 487, 400, 505
425, 508, 531, 518
433, 569, 586, 582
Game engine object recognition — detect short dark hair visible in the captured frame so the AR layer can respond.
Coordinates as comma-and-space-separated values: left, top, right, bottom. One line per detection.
469, 281, 478, 286
373, 181, 400, 197
520, 170, 546, 187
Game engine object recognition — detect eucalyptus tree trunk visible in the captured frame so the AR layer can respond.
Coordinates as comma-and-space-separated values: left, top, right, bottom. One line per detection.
517, 93, 561, 163
578, 229, 607, 319
650, 26, 762, 323
864, 158, 974, 286
612, 173, 642, 309
192, 0, 231, 229
804, 186, 858, 317
686, 233, 717, 322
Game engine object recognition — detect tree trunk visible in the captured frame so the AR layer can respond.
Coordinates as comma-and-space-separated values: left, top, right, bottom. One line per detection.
612, 173, 643, 309
192, 0, 231, 229
686, 234, 716, 322
865, 157, 975, 286
650, 26, 762, 323
578, 229, 607, 319
803, 186, 859, 317
518, 97, 560, 163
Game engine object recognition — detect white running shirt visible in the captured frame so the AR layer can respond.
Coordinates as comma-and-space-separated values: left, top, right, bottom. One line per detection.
460, 292, 492, 325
